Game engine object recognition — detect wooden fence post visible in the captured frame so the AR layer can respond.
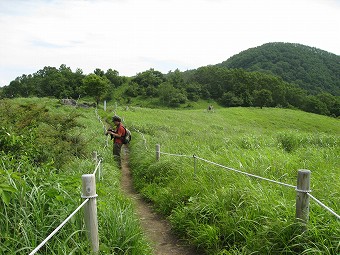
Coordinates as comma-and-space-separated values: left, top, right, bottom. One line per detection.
295, 169, 311, 231
92, 151, 98, 163
82, 174, 99, 253
156, 144, 160, 161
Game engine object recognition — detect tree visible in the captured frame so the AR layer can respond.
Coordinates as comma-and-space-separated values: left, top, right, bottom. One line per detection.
167, 69, 184, 88
36, 66, 67, 98
285, 85, 306, 108
94, 68, 105, 77
253, 89, 273, 108
302, 96, 329, 115
82, 74, 110, 105
158, 82, 187, 107
185, 82, 201, 101
316, 92, 340, 117
192, 66, 229, 99
132, 69, 165, 88
124, 82, 139, 97
145, 86, 158, 97
58, 64, 84, 98
220, 91, 243, 107
105, 69, 125, 87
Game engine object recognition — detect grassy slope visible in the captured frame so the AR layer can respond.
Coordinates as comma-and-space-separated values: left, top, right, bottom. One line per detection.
1, 98, 152, 255
111, 105, 339, 254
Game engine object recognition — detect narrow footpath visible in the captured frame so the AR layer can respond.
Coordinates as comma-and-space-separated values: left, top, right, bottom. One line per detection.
120, 148, 201, 255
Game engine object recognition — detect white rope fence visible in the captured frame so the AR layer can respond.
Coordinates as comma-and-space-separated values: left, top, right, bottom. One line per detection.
160, 151, 193, 158
29, 110, 107, 255
159, 150, 296, 189
159, 150, 298, 190
29, 158, 102, 255
154, 144, 340, 222
29, 198, 89, 255
132, 127, 148, 150
193, 155, 296, 189
307, 193, 340, 220
95, 108, 110, 148
93, 159, 102, 176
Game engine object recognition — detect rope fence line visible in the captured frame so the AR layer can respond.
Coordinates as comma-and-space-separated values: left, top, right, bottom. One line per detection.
93, 159, 102, 175
194, 155, 297, 189
307, 193, 340, 220
160, 151, 193, 158
29, 158, 102, 255
156, 149, 296, 189
130, 126, 339, 222
93, 158, 103, 181
29, 110, 107, 255
29, 198, 90, 255
132, 127, 148, 150
95, 108, 109, 148
153, 143, 340, 222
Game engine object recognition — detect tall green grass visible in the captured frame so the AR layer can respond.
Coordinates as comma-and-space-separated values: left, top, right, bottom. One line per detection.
113, 105, 339, 254
0, 98, 152, 254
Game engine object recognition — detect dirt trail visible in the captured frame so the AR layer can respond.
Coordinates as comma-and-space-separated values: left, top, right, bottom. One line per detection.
120, 148, 201, 255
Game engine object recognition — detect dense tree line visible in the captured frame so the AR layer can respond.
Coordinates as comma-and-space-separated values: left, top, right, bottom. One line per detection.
217, 42, 340, 96
2, 65, 84, 98
128, 67, 340, 116
1, 65, 125, 105
1, 63, 339, 117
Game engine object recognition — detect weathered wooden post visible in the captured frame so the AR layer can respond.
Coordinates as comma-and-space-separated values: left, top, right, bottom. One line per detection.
156, 144, 160, 161
295, 169, 311, 231
104, 100, 107, 111
81, 174, 99, 253
92, 151, 98, 163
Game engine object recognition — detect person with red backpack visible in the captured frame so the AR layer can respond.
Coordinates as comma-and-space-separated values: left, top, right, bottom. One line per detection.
106, 115, 126, 165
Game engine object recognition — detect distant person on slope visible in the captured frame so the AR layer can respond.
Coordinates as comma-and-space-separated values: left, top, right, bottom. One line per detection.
106, 115, 126, 165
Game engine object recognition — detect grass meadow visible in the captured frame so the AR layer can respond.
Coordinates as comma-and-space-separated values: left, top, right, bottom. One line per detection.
1, 97, 338, 255
107, 105, 340, 254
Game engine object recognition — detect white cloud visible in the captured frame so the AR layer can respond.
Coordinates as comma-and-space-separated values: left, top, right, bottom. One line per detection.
0, 0, 339, 86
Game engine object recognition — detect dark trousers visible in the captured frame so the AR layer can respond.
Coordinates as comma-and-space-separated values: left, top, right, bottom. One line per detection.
113, 143, 123, 165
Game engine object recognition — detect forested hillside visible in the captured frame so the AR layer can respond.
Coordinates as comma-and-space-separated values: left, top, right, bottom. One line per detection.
217, 42, 340, 96
1, 43, 339, 117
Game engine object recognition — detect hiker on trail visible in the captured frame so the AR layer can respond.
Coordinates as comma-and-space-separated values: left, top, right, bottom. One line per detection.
106, 115, 126, 165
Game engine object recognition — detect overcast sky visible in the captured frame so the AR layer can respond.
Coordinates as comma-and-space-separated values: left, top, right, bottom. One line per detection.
0, 0, 339, 87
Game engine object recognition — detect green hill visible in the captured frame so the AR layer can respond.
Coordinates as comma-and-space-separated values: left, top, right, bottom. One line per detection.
217, 42, 340, 96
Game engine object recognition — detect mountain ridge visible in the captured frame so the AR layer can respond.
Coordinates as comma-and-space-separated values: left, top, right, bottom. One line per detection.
215, 42, 340, 96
